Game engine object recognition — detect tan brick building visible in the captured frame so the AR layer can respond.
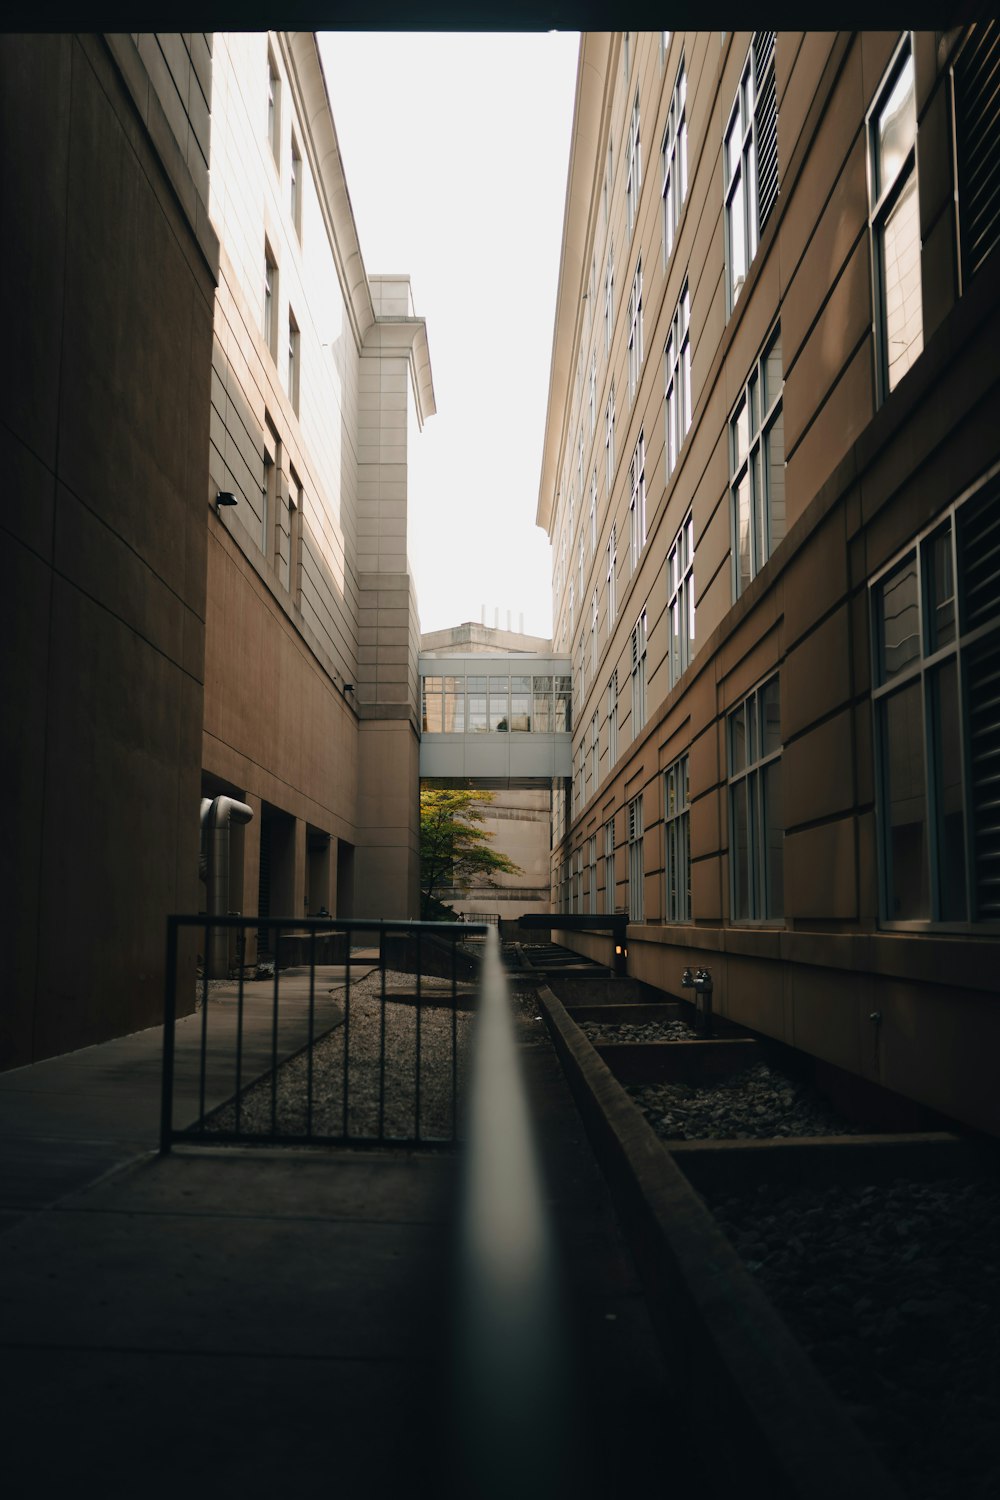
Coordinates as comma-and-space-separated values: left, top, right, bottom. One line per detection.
541, 30, 1000, 1134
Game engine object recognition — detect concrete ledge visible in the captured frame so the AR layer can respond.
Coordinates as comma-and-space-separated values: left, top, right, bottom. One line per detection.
566, 1002, 686, 1023
536, 982, 905, 1500
668, 1132, 980, 1197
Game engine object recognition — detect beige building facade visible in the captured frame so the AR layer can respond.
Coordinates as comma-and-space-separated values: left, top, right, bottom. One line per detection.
541, 30, 1000, 1134
3, 31, 432, 1066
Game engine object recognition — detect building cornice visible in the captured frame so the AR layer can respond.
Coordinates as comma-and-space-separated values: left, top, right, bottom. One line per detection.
536, 31, 613, 537
281, 30, 376, 349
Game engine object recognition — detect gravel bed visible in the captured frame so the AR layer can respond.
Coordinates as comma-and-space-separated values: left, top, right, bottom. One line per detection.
579, 1017, 699, 1043
709, 1175, 1000, 1499
628, 1060, 863, 1140
203, 969, 473, 1142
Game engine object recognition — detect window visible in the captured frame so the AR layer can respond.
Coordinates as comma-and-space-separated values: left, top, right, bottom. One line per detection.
533, 675, 552, 733
627, 794, 644, 921
510, 676, 531, 732
287, 309, 300, 413
591, 589, 599, 675
626, 92, 641, 240
664, 281, 691, 478
569, 581, 575, 638
575, 640, 585, 710
607, 524, 618, 631
668, 512, 695, 687
627, 259, 643, 399
661, 31, 672, 64
605, 386, 616, 490
489, 675, 510, 732
588, 834, 598, 913
261, 444, 275, 558
422, 676, 464, 733
664, 755, 691, 921
631, 611, 647, 737
868, 36, 923, 404
724, 32, 778, 311
589, 354, 597, 438
290, 133, 302, 234
263, 243, 278, 357
728, 675, 783, 920
629, 432, 646, 572
662, 55, 688, 264
556, 676, 572, 733
604, 140, 612, 229
574, 848, 584, 912
604, 244, 614, 354
872, 475, 1000, 924
953, 22, 1000, 281
590, 470, 597, 557
467, 676, 488, 733
608, 670, 619, 766
287, 471, 303, 604
277, 468, 294, 592
267, 46, 281, 161
730, 323, 785, 598
578, 535, 585, 608
604, 817, 616, 914
590, 710, 599, 791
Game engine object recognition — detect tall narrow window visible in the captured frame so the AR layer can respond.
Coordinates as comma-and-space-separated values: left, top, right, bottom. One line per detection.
263, 243, 278, 357
868, 36, 923, 403
569, 581, 575, 638
626, 92, 641, 239
607, 524, 618, 631
627, 794, 645, 921
627, 259, 644, 399
605, 386, 616, 491
608, 670, 619, 767
730, 324, 785, 598
288, 471, 303, 605
591, 588, 599, 675
629, 432, 646, 572
664, 755, 691, 921
290, 133, 302, 235
631, 611, 647, 737
664, 281, 691, 479
588, 834, 598, 913
668, 512, 695, 687
287, 309, 300, 414
728, 675, 783, 920
590, 710, 599, 791
267, 46, 281, 161
578, 535, 585, 612
604, 243, 614, 355
590, 470, 597, 558
662, 55, 688, 264
871, 476, 1000, 924
261, 443, 276, 559
604, 816, 616, 914
556, 675, 572, 733
589, 354, 597, 438
725, 32, 778, 311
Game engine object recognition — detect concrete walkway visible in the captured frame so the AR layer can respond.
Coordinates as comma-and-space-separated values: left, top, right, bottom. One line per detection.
0, 980, 685, 1497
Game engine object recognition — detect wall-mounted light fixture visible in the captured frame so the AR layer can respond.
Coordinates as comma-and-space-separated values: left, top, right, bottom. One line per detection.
215, 490, 238, 512
342, 682, 355, 695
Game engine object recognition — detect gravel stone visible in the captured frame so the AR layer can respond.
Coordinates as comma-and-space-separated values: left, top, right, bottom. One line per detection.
627, 1060, 862, 1140
203, 969, 473, 1142
708, 1175, 1000, 1499
579, 1017, 699, 1043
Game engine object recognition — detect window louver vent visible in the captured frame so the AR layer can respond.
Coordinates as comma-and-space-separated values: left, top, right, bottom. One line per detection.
960, 480, 1000, 918
967, 647, 1000, 918
754, 30, 779, 232
955, 21, 1000, 279
960, 479, 1000, 633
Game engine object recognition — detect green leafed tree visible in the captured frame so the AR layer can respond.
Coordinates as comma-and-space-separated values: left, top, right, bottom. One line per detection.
420, 788, 523, 917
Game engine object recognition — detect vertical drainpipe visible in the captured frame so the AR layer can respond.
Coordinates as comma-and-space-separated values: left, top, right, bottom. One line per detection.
202, 795, 254, 978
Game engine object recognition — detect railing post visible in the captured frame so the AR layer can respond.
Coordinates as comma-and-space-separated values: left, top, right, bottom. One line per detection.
160, 916, 179, 1154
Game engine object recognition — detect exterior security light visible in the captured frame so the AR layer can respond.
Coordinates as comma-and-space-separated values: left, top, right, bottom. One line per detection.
215, 490, 238, 511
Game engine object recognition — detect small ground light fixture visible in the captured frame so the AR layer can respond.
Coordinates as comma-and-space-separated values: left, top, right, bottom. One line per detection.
215, 490, 238, 511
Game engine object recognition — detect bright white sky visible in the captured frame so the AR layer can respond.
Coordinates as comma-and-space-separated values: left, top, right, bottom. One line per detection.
319, 31, 580, 640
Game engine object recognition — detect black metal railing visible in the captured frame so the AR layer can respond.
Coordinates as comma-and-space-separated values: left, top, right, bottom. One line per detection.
160, 915, 484, 1152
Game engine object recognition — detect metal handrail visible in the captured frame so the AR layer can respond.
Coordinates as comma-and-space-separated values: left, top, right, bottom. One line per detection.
453, 927, 580, 1498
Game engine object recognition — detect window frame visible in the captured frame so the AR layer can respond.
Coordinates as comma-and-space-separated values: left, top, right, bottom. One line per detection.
627, 793, 645, 921
729, 322, 785, 600
626, 92, 642, 240
866, 32, 923, 407
629, 431, 646, 573
607, 523, 618, 632
608, 669, 619, 768
631, 609, 648, 738
663, 754, 691, 922
661, 54, 688, 266
727, 673, 783, 923
627, 258, 644, 399
664, 280, 691, 480
668, 511, 695, 689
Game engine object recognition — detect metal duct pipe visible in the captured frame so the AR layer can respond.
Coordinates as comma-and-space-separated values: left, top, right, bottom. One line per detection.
204, 795, 254, 978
